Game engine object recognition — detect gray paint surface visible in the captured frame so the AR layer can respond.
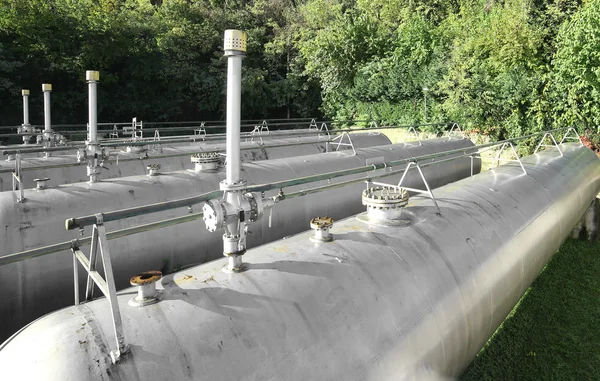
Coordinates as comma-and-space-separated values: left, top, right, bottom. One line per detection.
0, 132, 390, 191
0, 143, 595, 380
0, 137, 477, 341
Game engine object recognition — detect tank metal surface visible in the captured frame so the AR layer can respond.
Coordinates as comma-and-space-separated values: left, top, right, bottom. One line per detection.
0, 143, 595, 380
0, 137, 479, 341
0, 132, 390, 191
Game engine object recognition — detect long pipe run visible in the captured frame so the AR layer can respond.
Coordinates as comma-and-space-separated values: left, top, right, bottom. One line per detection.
3, 150, 474, 266
42, 84, 52, 133
63, 128, 567, 230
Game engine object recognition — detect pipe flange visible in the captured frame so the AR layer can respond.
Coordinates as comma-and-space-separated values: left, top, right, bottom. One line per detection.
129, 270, 163, 307
33, 178, 50, 190
191, 151, 221, 164
310, 216, 334, 242
362, 186, 409, 210
202, 199, 226, 232
130, 270, 162, 285
146, 163, 161, 176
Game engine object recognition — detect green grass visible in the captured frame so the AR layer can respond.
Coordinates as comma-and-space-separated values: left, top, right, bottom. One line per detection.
460, 239, 600, 381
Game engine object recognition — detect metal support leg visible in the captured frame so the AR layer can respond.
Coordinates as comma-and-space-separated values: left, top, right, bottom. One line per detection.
403, 126, 422, 146
85, 224, 99, 300
534, 132, 563, 156
559, 127, 583, 145
491, 142, 527, 175
70, 213, 128, 363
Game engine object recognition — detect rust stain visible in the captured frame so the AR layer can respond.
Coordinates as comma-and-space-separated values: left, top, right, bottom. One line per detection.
272, 245, 291, 253
202, 275, 215, 283
176, 274, 197, 284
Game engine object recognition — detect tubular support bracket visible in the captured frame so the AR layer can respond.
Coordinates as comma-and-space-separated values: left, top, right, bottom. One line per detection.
534, 132, 563, 157
330, 132, 356, 156
319, 123, 330, 139
403, 126, 422, 146
491, 142, 527, 175
559, 127, 583, 145
369, 120, 379, 129
71, 213, 128, 364
386, 161, 441, 215
11, 154, 25, 203
308, 119, 318, 131
445, 123, 466, 140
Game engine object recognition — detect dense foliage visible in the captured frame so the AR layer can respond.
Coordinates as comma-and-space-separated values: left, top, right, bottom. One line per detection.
0, 0, 598, 140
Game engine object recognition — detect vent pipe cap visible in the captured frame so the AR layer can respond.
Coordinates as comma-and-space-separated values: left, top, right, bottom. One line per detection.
86, 70, 100, 82
224, 30, 247, 55
41, 84, 52, 92
22, 89, 29, 96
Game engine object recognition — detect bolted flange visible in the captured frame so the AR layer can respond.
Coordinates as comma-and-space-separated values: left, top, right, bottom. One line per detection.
362, 186, 410, 222
310, 216, 334, 242
33, 178, 50, 190
146, 163, 161, 177
128, 270, 162, 307
191, 151, 221, 172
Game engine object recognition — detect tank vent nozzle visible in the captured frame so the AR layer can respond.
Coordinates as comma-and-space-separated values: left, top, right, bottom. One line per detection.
129, 270, 162, 307
146, 163, 161, 177
362, 186, 409, 221
310, 216, 334, 242
33, 178, 50, 190
192, 151, 220, 172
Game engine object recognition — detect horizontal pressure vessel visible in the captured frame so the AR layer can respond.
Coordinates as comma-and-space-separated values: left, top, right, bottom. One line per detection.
0, 132, 391, 191
0, 143, 596, 380
0, 137, 479, 341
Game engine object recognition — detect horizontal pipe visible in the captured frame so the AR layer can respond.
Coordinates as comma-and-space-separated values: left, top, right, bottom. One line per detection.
0, 138, 341, 174
61, 128, 565, 230
0, 212, 206, 266
1, 150, 472, 265
65, 190, 221, 230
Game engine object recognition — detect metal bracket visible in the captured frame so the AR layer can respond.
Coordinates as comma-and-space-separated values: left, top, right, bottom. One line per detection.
445, 122, 466, 140
194, 122, 207, 141
330, 132, 356, 156
397, 161, 441, 215
319, 123, 331, 139
368, 160, 441, 215
11, 153, 24, 203
308, 118, 318, 131
403, 126, 422, 146
71, 213, 127, 364
491, 142, 527, 175
369, 120, 379, 129
534, 132, 563, 157
559, 127, 583, 145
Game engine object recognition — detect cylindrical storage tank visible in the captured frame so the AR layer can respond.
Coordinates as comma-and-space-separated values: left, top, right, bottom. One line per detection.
0, 138, 479, 341
0, 132, 390, 191
0, 143, 596, 380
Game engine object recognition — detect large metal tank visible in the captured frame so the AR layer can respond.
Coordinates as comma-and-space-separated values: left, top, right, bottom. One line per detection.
0, 137, 478, 342
0, 132, 389, 191
0, 143, 595, 380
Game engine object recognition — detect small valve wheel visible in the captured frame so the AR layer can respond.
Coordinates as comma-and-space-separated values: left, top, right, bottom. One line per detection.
310, 216, 334, 242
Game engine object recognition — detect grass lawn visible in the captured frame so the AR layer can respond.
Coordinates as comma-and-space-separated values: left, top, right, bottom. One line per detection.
460, 239, 600, 380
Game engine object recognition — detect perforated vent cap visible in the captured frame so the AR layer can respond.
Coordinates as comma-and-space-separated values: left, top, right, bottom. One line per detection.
224, 30, 247, 53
